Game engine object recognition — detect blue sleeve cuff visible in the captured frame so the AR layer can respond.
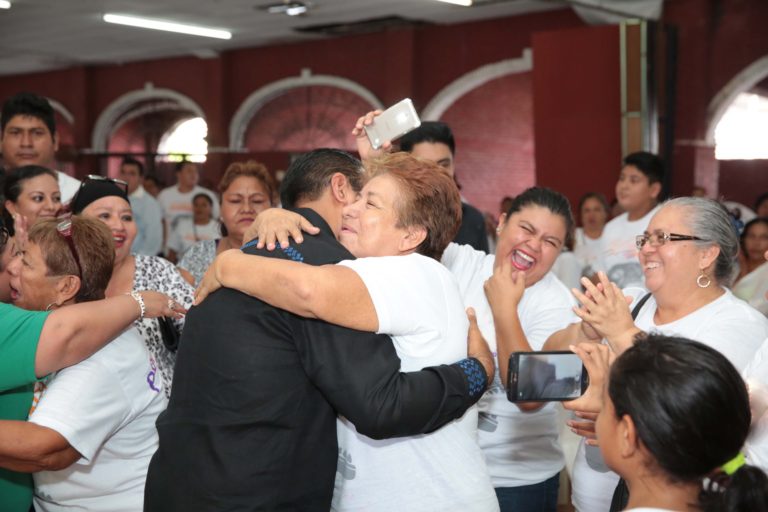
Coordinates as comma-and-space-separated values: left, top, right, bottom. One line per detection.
457, 358, 488, 398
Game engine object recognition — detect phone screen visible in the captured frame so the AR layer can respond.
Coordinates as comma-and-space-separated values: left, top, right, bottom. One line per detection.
508, 352, 587, 402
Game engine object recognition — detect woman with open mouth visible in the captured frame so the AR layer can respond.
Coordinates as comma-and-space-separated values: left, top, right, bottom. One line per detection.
70, 176, 194, 398
547, 196, 768, 511
0, 216, 173, 511
200, 182, 578, 512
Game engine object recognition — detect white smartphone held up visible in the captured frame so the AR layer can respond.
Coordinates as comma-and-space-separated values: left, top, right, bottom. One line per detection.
364, 98, 421, 150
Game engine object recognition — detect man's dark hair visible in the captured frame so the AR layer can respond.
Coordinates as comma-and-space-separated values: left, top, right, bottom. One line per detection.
279, 149, 363, 208
1, 92, 56, 136
623, 151, 664, 185
399, 121, 455, 156
121, 156, 145, 176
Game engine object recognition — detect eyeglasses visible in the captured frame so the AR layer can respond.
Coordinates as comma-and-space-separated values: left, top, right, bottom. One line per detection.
635, 230, 706, 250
57, 219, 84, 278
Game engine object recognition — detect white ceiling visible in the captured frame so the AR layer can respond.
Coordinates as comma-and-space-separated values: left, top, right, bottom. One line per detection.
0, 0, 570, 76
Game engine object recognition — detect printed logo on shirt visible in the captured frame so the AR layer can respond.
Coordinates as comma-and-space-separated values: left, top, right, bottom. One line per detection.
337, 449, 356, 480
478, 412, 499, 432
608, 262, 643, 289
147, 356, 161, 393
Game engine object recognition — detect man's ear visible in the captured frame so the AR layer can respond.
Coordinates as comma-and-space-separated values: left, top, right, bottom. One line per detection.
329, 172, 355, 206
53, 274, 81, 305
52, 132, 60, 152
398, 225, 427, 254
649, 181, 662, 201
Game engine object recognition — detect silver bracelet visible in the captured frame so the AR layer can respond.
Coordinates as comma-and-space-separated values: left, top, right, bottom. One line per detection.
127, 290, 146, 321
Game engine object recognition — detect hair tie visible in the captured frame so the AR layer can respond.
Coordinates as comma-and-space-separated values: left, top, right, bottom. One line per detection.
721, 452, 746, 476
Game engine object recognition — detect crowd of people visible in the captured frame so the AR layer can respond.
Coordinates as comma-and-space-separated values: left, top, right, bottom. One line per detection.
1, 90, 768, 512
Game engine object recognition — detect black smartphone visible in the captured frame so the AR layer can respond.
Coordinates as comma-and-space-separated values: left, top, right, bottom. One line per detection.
507, 351, 589, 403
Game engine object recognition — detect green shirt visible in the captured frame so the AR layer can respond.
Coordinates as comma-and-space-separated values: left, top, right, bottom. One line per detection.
0, 303, 50, 512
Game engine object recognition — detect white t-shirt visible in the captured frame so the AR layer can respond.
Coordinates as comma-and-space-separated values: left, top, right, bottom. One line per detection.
743, 339, 768, 473
593, 207, 660, 289
166, 218, 220, 256
333, 253, 498, 512
552, 250, 582, 290
56, 171, 81, 205
157, 185, 219, 249
572, 289, 768, 512
441, 242, 577, 488
29, 327, 168, 512
572, 227, 603, 279
734, 262, 768, 316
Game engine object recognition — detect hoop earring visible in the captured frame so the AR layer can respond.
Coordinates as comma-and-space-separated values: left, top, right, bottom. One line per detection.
45, 302, 59, 311
696, 272, 711, 288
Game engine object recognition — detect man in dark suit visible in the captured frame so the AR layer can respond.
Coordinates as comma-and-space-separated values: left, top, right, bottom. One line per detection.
144, 149, 492, 511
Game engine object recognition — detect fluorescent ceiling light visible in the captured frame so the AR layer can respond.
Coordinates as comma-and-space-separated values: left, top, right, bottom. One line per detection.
103, 14, 232, 40
435, 0, 473, 5
0, 1, 11, 9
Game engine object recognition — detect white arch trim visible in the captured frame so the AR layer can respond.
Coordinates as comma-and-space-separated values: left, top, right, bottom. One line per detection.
46, 98, 74, 125
421, 49, 533, 121
91, 84, 205, 152
229, 73, 383, 150
706, 54, 768, 145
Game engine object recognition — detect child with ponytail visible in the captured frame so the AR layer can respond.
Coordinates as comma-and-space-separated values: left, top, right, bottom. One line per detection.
571, 334, 768, 511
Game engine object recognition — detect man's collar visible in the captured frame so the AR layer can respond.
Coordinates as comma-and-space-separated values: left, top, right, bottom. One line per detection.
129, 184, 147, 198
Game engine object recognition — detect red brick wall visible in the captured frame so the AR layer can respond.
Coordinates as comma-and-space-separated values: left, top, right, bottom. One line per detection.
0, 2, 766, 204
531, 25, 622, 211
442, 72, 535, 216
719, 159, 768, 207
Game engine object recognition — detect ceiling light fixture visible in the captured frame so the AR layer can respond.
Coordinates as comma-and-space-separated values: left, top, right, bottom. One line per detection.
0, 1, 12, 9
434, 0, 473, 6
103, 14, 232, 40
260, 1, 311, 17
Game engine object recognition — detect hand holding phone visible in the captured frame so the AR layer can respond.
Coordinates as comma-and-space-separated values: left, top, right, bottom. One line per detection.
363, 98, 421, 150
507, 351, 589, 403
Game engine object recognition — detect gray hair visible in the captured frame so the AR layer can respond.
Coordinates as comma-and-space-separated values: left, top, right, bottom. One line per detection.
661, 197, 739, 286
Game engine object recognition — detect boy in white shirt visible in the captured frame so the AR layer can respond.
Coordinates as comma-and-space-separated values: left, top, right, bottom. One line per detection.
593, 152, 664, 289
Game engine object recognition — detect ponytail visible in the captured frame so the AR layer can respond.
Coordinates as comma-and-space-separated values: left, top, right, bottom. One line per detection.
701, 457, 768, 511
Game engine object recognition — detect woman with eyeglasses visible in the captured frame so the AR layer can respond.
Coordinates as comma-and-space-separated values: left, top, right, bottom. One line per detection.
0, 216, 176, 512
70, 176, 194, 398
545, 197, 768, 511
3, 165, 61, 226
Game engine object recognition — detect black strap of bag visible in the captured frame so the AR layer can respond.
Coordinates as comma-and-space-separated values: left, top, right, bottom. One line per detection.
609, 292, 651, 512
